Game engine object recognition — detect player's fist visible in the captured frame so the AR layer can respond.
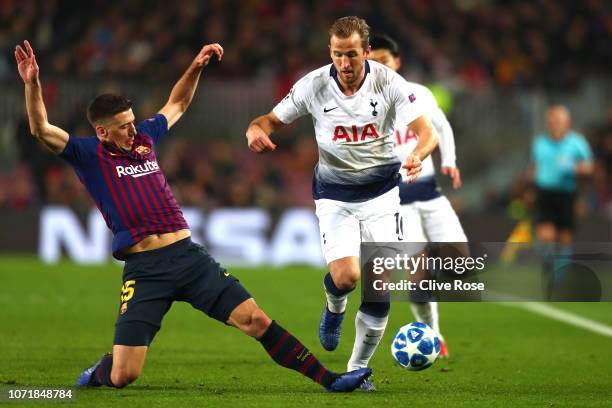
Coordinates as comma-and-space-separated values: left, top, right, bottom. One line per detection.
194, 43, 224, 68
441, 166, 462, 189
403, 154, 422, 183
246, 127, 277, 153
15, 40, 39, 84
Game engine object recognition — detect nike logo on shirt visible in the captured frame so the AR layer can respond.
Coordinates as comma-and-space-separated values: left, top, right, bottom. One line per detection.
323, 106, 338, 113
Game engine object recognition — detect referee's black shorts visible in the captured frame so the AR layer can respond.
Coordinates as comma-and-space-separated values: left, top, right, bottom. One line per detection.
113, 237, 251, 346
536, 188, 576, 230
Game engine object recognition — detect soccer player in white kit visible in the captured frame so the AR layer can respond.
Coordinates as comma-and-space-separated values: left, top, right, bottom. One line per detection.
369, 34, 469, 358
246, 17, 438, 390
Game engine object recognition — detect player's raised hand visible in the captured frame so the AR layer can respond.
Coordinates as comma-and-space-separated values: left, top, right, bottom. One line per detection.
442, 166, 462, 189
403, 153, 422, 183
246, 127, 277, 153
15, 40, 39, 84
193, 43, 224, 68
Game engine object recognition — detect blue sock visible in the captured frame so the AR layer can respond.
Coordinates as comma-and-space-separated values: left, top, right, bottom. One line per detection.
359, 301, 391, 318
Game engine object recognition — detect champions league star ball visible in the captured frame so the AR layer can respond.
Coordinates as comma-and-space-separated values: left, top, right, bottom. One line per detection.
391, 322, 440, 371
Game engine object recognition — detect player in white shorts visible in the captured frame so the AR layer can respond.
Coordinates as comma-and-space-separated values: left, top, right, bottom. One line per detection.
246, 17, 438, 390
370, 34, 469, 359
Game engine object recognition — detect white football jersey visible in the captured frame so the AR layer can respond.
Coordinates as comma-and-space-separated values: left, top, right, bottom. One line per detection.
273, 60, 426, 200
393, 82, 456, 182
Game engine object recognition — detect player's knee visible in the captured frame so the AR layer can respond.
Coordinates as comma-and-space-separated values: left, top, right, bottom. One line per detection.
249, 308, 272, 337
244, 307, 272, 338
329, 258, 361, 290
111, 367, 141, 388
333, 270, 360, 290
329, 267, 359, 290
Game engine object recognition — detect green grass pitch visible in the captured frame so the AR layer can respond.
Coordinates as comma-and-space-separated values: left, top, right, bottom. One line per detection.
1, 256, 611, 407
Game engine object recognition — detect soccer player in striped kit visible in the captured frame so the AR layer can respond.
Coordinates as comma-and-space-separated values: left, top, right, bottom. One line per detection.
246, 17, 438, 390
15, 39, 370, 392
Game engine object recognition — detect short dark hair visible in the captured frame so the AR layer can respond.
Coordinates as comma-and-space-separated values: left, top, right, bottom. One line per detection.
328, 16, 370, 50
370, 34, 400, 57
86, 94, 132, 126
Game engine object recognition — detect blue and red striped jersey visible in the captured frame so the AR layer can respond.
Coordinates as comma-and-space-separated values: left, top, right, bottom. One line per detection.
59, 114, 189, 259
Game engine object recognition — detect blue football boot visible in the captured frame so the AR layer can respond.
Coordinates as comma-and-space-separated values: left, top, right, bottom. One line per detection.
319, 306, 344, 351
358, 378, 376, 391
327, 368, 372, 392
76, 355, 109, 387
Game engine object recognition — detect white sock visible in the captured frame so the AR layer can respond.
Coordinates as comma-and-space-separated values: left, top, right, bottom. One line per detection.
325, 286, 348, 314
347, 310, 389, 371
410, 302, 442, 338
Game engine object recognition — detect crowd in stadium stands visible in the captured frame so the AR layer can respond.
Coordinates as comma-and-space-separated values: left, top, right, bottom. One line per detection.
592, 109, 612, 210
0, 0, 610, 215
2, 112, 320, 213
0, 0, 609, 88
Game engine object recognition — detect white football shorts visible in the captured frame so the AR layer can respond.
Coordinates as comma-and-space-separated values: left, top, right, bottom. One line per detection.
315, 187, 416, 264
401, 196, 467, 242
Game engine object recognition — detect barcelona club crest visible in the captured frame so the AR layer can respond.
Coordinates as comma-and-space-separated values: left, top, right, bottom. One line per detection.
134, 145, 151, 156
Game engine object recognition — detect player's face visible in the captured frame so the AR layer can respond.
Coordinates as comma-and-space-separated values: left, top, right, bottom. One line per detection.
329, 33, 370, 87
98, 109, 137, 152
369, 49, 400, 71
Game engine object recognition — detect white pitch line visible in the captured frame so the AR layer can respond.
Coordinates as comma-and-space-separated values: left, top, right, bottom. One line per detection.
503, 302, 612, 338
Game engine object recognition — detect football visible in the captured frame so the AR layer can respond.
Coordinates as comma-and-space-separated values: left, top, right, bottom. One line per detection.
391, 322, 440, 371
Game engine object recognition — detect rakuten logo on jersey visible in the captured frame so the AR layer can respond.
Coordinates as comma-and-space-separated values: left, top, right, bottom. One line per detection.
116, 160, 160, 178
332, 124, 380, 143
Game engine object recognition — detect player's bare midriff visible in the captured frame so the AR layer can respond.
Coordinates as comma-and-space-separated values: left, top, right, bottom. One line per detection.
122, 229, 191, 255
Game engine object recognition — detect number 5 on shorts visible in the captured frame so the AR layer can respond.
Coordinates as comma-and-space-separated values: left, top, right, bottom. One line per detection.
121, 280, 136, 302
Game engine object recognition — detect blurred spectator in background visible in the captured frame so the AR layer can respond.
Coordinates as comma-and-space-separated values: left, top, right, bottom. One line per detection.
591, 108, 612, 213
529, 105, 594, 244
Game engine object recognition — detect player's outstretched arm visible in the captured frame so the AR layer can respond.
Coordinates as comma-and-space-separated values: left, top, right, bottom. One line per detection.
245, 111, 285, 153
159, 43, 223, 129
15, 40, 68, 155
403, 115, 438, 182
